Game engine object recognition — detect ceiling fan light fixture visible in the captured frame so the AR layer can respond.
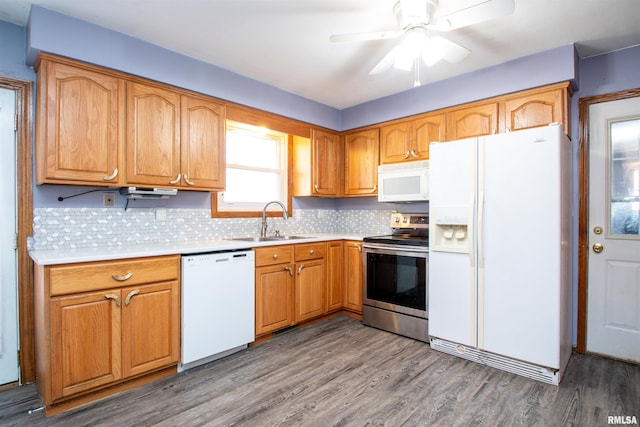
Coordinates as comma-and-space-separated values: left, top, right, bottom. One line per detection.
393, 27, 425, 71
421, 37, 444, 67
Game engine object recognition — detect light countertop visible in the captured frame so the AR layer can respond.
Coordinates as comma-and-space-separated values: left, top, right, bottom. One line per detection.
29, 233, 368, 265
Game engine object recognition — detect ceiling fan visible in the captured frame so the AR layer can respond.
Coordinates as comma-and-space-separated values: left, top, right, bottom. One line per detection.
330, 0, 515, 79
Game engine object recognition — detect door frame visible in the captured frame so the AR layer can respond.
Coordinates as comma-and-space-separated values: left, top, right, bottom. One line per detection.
577, 87, 640, 353
0, 77, 34, 382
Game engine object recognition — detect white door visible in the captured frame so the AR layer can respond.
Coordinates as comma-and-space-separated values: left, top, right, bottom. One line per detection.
587, 96, 640, 363
0, 87, 19, 384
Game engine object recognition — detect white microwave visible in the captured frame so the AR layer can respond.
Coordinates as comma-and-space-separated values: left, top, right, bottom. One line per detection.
377, 160, 429, 202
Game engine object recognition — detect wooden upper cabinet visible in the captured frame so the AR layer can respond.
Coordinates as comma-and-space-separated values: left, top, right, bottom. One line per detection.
503, 84, 570, 135
312, 129, 341, 196
446, 102, 499, 140
126, 82, 181, 187
380, 113, 444, 163
380, 122, 411, 164
36, 58, 124, 185
414, 114, 445, 159
344, 129, 379, 196
180, 95, 226, 190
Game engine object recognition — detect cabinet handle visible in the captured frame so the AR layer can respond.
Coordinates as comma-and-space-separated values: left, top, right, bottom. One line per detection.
314, 184, 319, 193
403, 150, 411, 160
103, 168, 118, 181
369, 184, 377, 193
125, 289, 140, 306
284, 266, 293, 276
297, 264, 305, 275
104, 293, 121, 307
410, 150, 418, 158
169, 173, 182, 185
112, 272, 133, 281
356, 245, 362, 252
183, 174, 195, 186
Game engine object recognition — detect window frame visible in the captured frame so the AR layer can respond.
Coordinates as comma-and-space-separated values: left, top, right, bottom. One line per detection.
211, 125, 293, 219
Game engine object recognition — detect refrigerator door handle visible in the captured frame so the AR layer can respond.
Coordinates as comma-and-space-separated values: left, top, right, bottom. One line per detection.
477, 139, 485, 270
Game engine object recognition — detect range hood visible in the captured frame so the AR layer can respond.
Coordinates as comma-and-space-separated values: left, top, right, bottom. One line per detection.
119, 187, 178, 199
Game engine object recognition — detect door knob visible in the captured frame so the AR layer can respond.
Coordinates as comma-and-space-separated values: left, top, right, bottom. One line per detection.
592, 243, 604, 253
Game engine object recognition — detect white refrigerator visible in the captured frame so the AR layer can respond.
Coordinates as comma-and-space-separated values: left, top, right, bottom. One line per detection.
428, 124, 572, 385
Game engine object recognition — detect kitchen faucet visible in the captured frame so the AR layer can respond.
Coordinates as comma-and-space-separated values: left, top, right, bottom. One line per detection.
261, 200, 288, 238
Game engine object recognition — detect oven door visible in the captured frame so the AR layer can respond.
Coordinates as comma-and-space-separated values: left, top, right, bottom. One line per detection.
362, 243, 429, 319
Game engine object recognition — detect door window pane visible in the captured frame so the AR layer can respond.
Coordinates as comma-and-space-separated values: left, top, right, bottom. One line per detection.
610, 118, 640, 236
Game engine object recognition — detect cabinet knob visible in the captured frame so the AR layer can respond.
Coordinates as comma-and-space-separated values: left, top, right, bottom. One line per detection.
184, 174, 195, 186
273, 253, 279, 259
112, 272, 133, 281
104, 293, 121, 307
125, 289, 140, 306
103, 168, 118, 181
309, 249, 315, 255
169, 173, 182, 185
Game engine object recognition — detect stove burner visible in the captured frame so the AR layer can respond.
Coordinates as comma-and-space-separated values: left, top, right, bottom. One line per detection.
364, 213, 429, 247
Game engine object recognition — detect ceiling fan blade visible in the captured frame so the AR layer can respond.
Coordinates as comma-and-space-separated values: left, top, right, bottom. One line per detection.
434, 0, 514, 32
330, 30, 400, 43
430, 36, 470, 63
369, 46, 402, 75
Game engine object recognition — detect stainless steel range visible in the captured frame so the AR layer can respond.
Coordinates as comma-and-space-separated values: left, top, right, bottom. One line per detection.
362, 213, 429, 342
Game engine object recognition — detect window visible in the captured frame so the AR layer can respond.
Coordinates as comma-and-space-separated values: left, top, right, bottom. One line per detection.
213, 120, 291, 217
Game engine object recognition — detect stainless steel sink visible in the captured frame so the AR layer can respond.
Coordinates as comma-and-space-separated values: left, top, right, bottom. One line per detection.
229, 235, 314, 242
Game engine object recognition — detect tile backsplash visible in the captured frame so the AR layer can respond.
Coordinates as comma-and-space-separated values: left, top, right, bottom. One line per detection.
31, 208, 394, 250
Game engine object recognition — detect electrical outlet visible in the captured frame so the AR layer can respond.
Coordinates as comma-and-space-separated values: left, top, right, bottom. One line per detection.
103, 192, 115, 207
155, 207, 167, 221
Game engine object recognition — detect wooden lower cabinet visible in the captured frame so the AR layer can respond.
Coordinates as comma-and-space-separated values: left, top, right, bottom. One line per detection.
294, 243, 327, 323
344, 241, 363, 313
255, 242, 333, 335
35, 255, 180, 413
326, 241, 344, 313
255, 262, 295, 335
254, 246, 295, 335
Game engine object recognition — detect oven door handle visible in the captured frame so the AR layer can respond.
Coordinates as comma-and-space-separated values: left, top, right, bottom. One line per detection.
363, 243, 429, 253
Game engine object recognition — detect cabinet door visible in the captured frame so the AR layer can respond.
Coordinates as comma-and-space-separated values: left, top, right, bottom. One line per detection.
413, 113, 445, 160
344, 241, 363, 313
311, 129, 341, 196
344, 129, 379, 196
126, 82, 181, 186
37, 60, 123, 185
326, 241, 344, 313
50, 290, 122, 400
181, 96, 226, 190
121, 281, 180, 378
447, 102, 498, 140
380, 122, 411, 164
295, 259, 326, 323
504, 88, 566, 133
255, 264, 294, 335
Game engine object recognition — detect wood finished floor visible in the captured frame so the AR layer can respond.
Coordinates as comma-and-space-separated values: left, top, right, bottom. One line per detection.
1, 315, 638, 426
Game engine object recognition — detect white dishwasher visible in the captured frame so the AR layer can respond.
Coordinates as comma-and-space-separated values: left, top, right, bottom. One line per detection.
180, 249, 255, 371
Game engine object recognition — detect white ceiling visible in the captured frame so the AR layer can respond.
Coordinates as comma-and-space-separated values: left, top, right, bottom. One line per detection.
2, 0, 640, 109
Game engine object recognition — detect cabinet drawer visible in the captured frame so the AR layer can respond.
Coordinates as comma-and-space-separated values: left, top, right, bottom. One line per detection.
49, 255, 180, 296
254, 246, 294, 267
295, 242, 326, 261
